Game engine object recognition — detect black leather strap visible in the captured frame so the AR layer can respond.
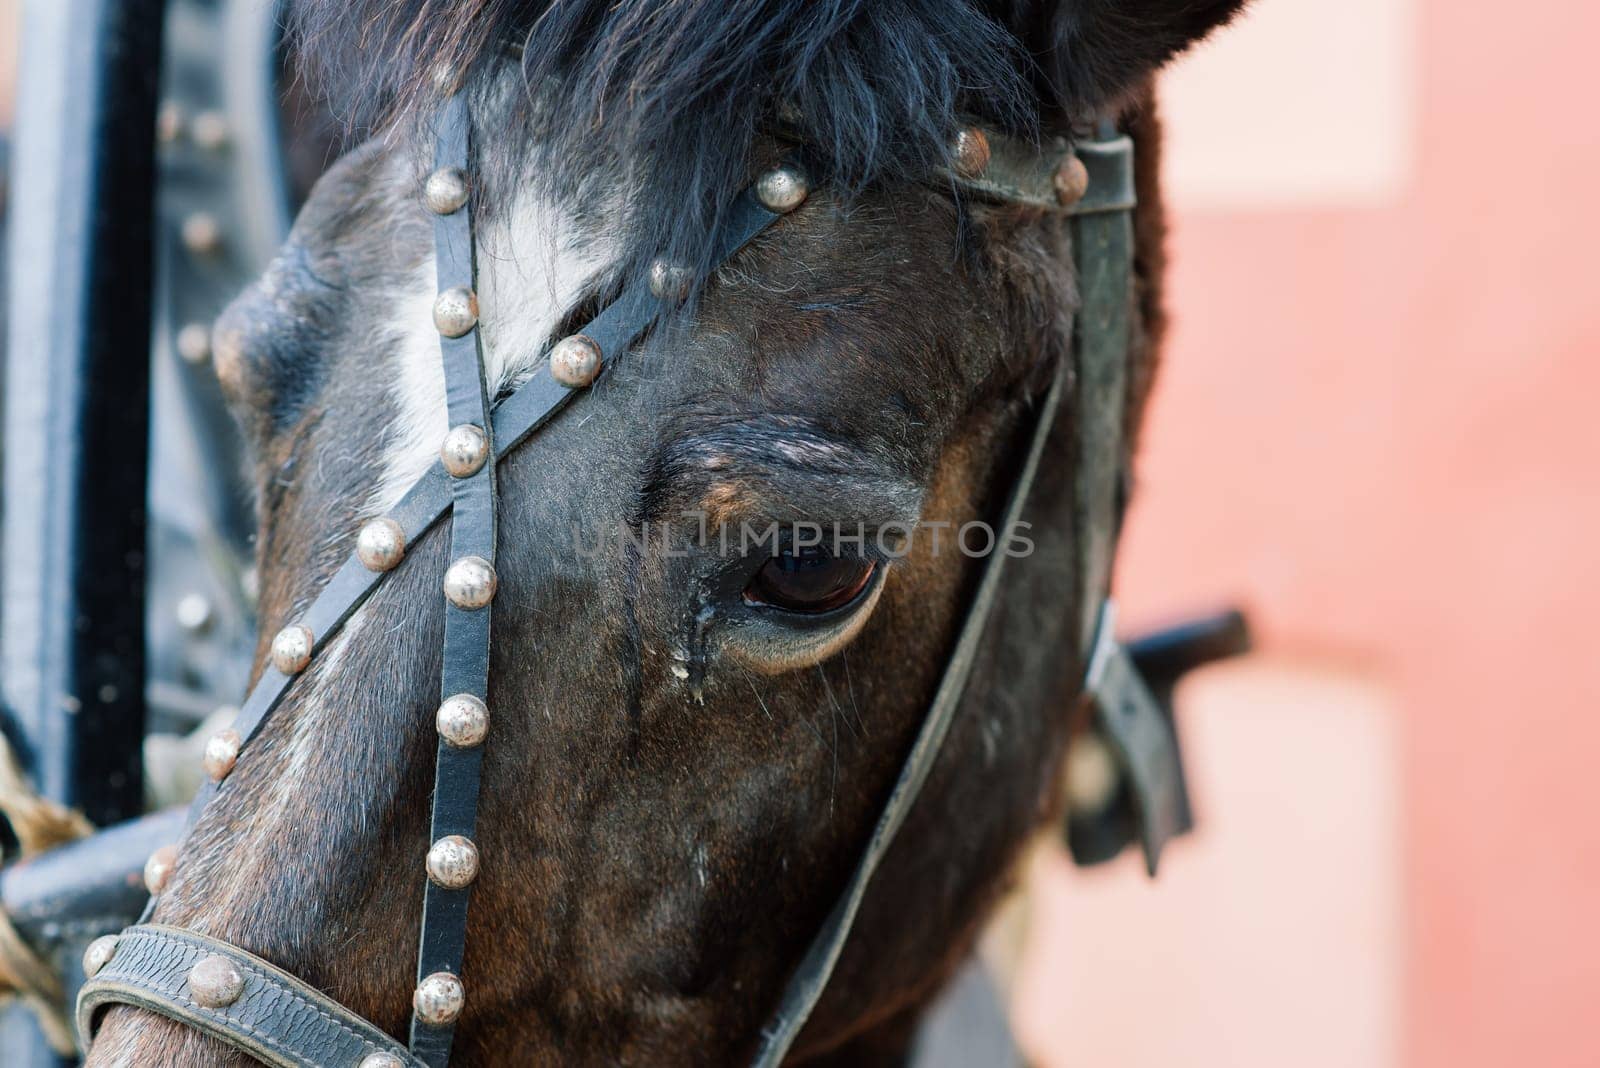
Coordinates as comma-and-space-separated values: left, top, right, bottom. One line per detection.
87, 114, 1163, 1068
754, 129, 1171, 1064
77, 925, 422, 1067
90, 133, 785, 1065
410, 91, 495, 1065
752, 319, 1073, 1067
939, 130, 1136, 216
1065, 132, 1190, 875
177, 203, 781, 840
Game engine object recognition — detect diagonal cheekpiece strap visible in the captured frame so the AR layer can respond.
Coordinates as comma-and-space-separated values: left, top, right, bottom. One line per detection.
177, 197, 784, 845
88, 100, 1157, 1068
100, 100, 789, 1065
754, 129, 1150, 1066
77, 925, 423, 1068
751, 321, 1074, 1068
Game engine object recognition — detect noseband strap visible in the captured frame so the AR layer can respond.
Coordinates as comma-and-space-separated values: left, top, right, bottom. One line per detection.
76, 925, 422, 1067
78, 96, 1173, 1067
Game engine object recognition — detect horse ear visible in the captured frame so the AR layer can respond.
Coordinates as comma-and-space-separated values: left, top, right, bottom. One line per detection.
994, 0, 1250, 116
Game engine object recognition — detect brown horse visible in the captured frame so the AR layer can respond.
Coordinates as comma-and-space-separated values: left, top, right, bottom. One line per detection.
88, 1, 1245, 1062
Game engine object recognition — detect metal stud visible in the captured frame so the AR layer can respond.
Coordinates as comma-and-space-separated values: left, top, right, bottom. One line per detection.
176, 592, 214, 635
181, 212, 223, 256
192, 110, 231, 152
202, 728, 242, 782
548, 334, 602, 389
433, 286, 479, 338
443, 557, 497, 610
424, 167, 470, 215
357, 517, 407, 572
437, 694, 490, 748
426, 835, 481, 889
270, 623, 314, 675
188, 955, 246, 1008
756, 165, 810, 214
1054, 155, 1090, 207
359, 1054, 406, 1068
175, 322, 212, 365
156, 100, 186, 144
413, 972, 465, 1026
951, 127, 991, 178
440, 424, 489, 478
144, 844, 179, 895
649, 259, 694, 303
83, 934, 119, 979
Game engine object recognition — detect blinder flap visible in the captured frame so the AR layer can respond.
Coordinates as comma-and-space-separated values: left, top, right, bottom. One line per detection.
1064, 607, 1251, 874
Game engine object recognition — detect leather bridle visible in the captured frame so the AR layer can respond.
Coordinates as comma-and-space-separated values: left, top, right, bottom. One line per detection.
75, 93, 1184, 1066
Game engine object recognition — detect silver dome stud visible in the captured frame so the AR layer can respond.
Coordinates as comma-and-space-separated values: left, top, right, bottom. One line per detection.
191, 110, 231, 153
424, 167, 470, 215
156, 100, 186, 144
440, 423, 490, 478
648, 259, 694, 303
437, 694, 490, 748
175, 322, 212, 365
433, 286, 479, 338
357, 517, 407, 572
549, 334, 602, 388
202, 728, 242, 782
270, 624, 315, 675
413, 972, 465, 1026
426, 835, 481, 890
176, 593, 214, 635
951, 127, 991, 178
359, 1054, 406, 1068
181, 212, 223, 255
144, 844, 179, 895
83, 935, 119, 979
444, 556, 497, 610
756, 165, 810, 214
1054, 155, 1090, 207
188, 955, 246, 1008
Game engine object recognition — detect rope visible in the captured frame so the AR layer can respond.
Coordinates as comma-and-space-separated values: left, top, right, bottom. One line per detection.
0, 729, 94, 1053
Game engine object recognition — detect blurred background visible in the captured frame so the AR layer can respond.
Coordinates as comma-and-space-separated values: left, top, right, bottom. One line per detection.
1, 0, 1596, 1065
1014, 1, 1600, 1066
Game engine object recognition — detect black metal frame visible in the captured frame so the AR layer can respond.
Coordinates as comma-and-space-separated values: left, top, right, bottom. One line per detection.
0, 3, 168, 1061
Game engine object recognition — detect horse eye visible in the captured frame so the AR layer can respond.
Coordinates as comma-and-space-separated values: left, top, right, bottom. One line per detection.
744, 546, 877, 614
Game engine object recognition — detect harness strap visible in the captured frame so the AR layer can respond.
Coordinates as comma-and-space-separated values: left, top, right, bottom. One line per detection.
756, 128, 1191, 1061
79, 111, 1183, 1067
410, 91, 496, 1065
1067, 132, 1190, 875
752, 325, 1072, 1066
76, 924, 422, 1067
79, 173, 785, 1064
942, 129, 1136, 216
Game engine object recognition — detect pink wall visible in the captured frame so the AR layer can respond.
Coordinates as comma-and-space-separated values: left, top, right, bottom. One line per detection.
1108, 0, 1600, 1064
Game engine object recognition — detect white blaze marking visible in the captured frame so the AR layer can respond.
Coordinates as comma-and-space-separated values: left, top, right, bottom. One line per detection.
372, 183, 615, 515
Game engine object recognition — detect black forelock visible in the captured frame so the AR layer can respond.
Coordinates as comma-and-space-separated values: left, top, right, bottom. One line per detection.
289, 0, 1032, 284
287, 0, 1243, 287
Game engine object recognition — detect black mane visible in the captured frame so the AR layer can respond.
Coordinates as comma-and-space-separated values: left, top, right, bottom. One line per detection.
288, 0, 1243, 285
